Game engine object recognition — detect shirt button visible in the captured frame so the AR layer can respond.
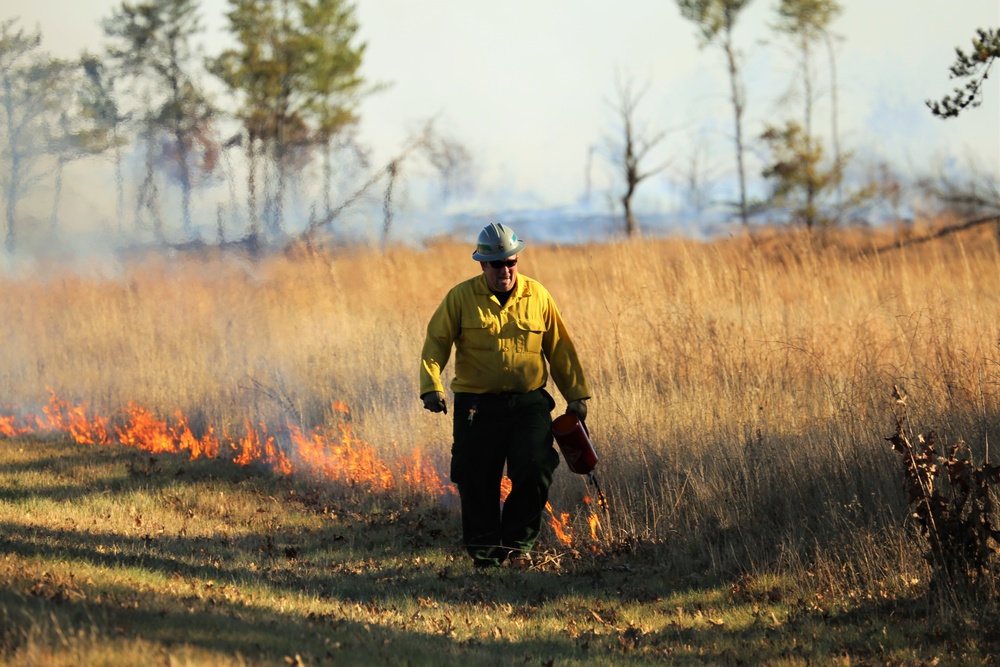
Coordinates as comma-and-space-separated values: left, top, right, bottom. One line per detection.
503, 366, 509, 372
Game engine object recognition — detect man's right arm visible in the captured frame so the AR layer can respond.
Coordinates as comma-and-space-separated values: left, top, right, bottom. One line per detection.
419, 290, 460, 398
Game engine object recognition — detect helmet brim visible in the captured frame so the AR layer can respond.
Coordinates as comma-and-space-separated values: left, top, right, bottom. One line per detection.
472, 239, 525, 262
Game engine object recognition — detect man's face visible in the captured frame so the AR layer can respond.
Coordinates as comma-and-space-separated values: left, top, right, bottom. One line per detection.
481, 255, 518, 292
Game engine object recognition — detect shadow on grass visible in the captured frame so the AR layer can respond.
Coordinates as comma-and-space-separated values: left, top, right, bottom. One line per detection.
4, 549, 995, 666
2, 438, 998, 664
0, 574, 533, 665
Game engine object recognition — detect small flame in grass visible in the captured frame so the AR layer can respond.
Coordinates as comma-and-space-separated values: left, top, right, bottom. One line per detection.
1, 413, 30, 438
588, 514, 601, 540
400, 445, 451, 498
234, 420, 293, 475
500, 475, 575, 547
40, 391, 110, 445
117, 402, 181, 454
549, 509, 573, 545
583, 495, 601, 540
289, 423, 395, 492
1, 393, 596, 548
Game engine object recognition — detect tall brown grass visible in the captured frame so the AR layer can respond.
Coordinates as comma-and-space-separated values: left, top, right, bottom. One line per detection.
2, 224, 999, 591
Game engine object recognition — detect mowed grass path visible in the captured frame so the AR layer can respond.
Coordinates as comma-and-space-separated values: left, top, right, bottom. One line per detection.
2, 436, 995, 666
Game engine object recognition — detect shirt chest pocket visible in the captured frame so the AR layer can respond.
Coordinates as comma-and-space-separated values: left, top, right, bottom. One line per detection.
511, 317, 544, 354
460, 316, 497, 351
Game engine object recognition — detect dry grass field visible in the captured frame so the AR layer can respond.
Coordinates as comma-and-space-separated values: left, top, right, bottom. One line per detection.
1, 223, 999, 663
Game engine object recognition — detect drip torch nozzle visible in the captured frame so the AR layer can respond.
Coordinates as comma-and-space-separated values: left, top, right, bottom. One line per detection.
587, 471, 609, 512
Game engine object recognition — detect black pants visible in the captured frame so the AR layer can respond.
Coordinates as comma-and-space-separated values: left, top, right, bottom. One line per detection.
450, 389, 559, 566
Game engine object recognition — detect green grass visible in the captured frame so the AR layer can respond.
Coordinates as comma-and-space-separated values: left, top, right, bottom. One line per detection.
2, 436, 997, 666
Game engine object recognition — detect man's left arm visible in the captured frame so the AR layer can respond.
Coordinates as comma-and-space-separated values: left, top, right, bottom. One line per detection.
541, 294, 591, 408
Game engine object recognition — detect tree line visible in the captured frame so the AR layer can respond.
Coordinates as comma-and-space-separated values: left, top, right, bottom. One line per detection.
609, 0, 998, 235
1, 1, 997, 252
0, 0, 410, 254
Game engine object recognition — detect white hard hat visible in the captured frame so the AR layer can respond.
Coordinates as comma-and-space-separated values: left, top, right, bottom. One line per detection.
471, 223, 525, 262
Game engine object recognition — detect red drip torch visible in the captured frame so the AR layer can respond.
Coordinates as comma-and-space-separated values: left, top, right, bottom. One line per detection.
551, 413, 609, 513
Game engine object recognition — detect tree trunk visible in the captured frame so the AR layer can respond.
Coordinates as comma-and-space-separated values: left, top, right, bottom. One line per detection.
724, 33, 749, 227
2, 74, 19, 252
622, 190, 638, 237
322, 137, 333, 217
246, 139, 259, 243
114, 130, 125, 234
824, 29, 842, 225
176, 128, 193, 237
3, 118, 17, 252
49, 157, 64, 232
4, 177, 15, 252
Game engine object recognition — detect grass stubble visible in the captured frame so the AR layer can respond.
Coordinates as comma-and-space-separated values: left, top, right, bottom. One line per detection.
1, 222, 999, 664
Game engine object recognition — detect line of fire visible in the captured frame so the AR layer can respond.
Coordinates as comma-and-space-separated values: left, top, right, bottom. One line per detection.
0, 391, 602, 547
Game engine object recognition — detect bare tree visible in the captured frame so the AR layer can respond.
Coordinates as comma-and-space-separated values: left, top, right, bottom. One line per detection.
103, 0, 218, 240
677, 131, 715, 221
676, 0, 754, 226
821, 28, 843, 223
917, 160, 1000, 220
47, 55, 127, 233
78, 53, 130, 233
0, 20, 68, 252
606, 75, 668, 237
302, 119, 450, 242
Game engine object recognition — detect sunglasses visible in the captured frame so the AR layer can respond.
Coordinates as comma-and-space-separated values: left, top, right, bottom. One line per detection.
488, 258, 518, 269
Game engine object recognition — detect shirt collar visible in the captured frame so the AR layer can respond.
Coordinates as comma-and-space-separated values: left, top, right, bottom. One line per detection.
473, 273, 532, 299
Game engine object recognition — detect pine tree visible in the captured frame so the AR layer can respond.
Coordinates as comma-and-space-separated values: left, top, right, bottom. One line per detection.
210, 0, 368, 239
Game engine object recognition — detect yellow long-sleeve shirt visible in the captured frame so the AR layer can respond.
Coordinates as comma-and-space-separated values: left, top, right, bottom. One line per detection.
420, 273, 591, 401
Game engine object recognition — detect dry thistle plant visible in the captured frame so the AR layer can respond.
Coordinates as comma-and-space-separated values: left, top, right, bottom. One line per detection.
887, 384, 1000, 594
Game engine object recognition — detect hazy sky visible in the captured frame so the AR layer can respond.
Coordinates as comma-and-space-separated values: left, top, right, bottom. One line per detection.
5, 0, 1000, 216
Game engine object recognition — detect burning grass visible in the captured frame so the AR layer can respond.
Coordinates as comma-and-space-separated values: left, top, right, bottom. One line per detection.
0, 390, 594, 553
2, 391, 438, 495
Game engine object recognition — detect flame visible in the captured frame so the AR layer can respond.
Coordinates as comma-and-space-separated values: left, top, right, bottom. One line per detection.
400, 445, 451, 498
548, 508, 574, 545
234, 420, 293, 474
0, 393, 597, 549
41, 391, 111, 445
588, 513, 601, 540
289, 423, 396, 492
173, 412, 219, 460
117, 402, 178, 454
0, 414, 29, 438
582, 495, 601, 540
501, 476, 574, 547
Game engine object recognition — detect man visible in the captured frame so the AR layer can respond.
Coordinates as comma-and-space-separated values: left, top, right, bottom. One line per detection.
419, 222, 591, 568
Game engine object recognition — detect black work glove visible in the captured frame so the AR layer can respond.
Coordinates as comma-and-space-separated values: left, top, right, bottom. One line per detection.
421, 391, 447, 414
565, 399, 588, 421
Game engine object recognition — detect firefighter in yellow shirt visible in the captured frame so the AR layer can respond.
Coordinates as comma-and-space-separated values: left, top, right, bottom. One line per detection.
420, 223, 591, 568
